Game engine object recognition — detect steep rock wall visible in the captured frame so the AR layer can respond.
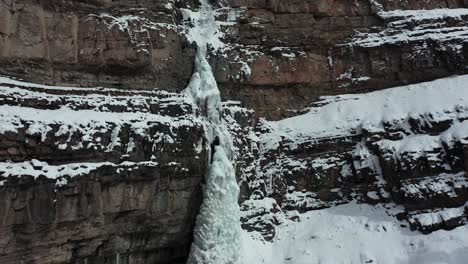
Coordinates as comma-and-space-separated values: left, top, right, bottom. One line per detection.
216, 0, 468, 119
1, 0, 468, 263
227, 75, 468, 240
0, 78, 208, 263
1, 0, 468, 119
0, 0, 196, 90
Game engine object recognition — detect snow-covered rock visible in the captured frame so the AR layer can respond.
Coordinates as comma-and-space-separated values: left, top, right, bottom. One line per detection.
0, 77, 209, 264
231, 74, 468, 242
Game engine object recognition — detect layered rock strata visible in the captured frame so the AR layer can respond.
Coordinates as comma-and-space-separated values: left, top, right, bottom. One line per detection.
230, 75, 468, 239
1, 0, 468, 262
0, 77, 208, 264
0, 0, 196, 90
216, 1, 468, 119
2, 0, 468, 119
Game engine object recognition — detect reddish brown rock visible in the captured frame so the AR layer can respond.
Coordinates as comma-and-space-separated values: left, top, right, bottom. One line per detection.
0, 0, 196, 90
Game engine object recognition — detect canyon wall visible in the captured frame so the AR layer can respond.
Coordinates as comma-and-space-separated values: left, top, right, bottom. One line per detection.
0, 0, 468, 263
1, 0, 467, 118
0, 79, 207, 263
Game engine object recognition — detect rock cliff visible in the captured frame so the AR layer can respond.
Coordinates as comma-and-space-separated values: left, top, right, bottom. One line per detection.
0, 0, 468, 263
0, 78, 207, 263
2, 0, 468, 118
232, 75, 468, 240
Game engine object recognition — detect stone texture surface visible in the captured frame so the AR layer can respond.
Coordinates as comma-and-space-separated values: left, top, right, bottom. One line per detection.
1, 0, 468, 119
214, 0, 468, 119
0, 0, 196, 90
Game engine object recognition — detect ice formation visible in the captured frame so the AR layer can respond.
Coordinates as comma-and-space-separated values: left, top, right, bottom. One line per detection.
187, 146, 241, 264
184, 0, 241, 263
183, 47, 222, 124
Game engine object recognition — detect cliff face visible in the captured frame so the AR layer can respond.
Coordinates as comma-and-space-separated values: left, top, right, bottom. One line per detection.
2, 0, 468, 118
0, 78, 207, 263
216, 0, 468, 119
232, 75, 468, 240
1, 0, 468, 263
0, 0, 197, 90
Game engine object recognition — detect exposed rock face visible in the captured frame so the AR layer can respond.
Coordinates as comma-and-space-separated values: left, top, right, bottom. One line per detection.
215, 0, 468, 119
0, 78, 208, 263
0, 0, 196, 90
2, 0, 468, 118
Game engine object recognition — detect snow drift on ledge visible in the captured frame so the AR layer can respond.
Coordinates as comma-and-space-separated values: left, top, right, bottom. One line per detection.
262, 74, 468, 148
240, 203, 468, 264
240, 74, 468, 264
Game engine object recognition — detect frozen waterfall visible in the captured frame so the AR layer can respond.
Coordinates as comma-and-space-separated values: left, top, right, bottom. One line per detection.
183, 0, 241, 263
187, 144, 241, 264
183, 47, 221, 125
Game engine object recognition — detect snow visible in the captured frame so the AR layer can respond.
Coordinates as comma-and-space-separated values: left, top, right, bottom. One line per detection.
400, 172, 468, 199
240, 203, 468, 264
240, 62, 252, 77
0, 87, 199, 133
350, 8, 468, 48
240, 198, 278, 220
183, 47, 222, 124
0, 160, 108, 183
0, 160, 157, 186
261, 74, 468, 146
0, 105, 197, 146
95, 14, 165, 32
0, 76, 191, 108
181, 4, 251, 82
353, 142, 382, 177
441, 120, 468, 146
282, 191, 331, 210
379, 8, 468, 21
242, 73, 468, 263
373, 120, 468, 166
337, 68, 371, 86
181, 1, 226, 51
368, 0, 383, 12
181, 0, 225, 125
409, 204, 467, 227
0, 76, 108, 91
376, 134, 443, 160
0, 77, 201, 183
2, 4, 467, 264
84, 13, 179, 54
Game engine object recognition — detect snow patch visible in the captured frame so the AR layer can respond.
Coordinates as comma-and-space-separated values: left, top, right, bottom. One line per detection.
262, 74, 468, 145
240, 203, 468, 264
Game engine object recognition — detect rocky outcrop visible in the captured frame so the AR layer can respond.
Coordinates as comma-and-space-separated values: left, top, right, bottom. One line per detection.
230, 75, 468, 238
0, 78, 208, 263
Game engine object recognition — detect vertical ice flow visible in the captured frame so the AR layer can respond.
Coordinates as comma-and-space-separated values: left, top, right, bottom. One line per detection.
184, 0, 241, 263
183, 47, 221, 124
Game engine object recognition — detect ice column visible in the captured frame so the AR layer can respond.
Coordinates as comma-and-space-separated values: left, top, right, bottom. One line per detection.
183, 0, 241, 263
